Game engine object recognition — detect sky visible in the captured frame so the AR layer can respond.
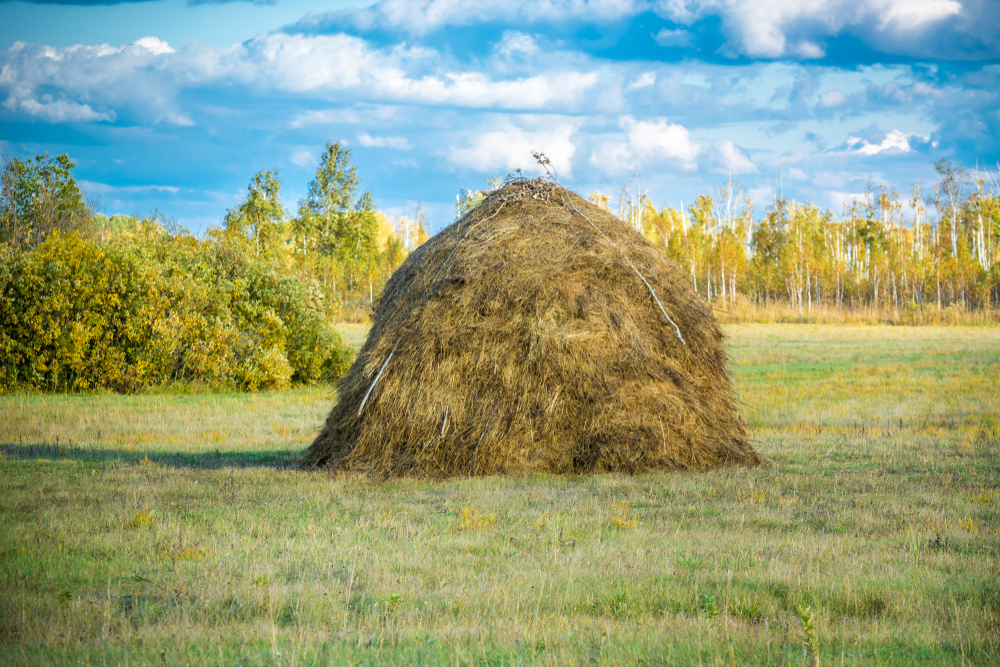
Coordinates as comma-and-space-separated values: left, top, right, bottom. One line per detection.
2, 0, 999, 233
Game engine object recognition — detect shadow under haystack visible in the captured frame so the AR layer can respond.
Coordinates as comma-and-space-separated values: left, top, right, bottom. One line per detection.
302, 178, 764, 477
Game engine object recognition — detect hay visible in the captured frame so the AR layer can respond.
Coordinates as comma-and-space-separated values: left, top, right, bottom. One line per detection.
302, 178, 765, 477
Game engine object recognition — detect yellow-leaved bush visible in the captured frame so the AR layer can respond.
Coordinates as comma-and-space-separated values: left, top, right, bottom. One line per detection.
0, 227, 353, 392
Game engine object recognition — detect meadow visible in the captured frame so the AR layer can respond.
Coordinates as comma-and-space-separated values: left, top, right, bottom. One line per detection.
0, 324, 998, 666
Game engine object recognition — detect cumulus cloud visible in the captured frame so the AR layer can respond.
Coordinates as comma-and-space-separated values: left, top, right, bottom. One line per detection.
826, 190, 870, 212
496, 31, 539, 58
289, 105, 399, 128
653, 28, 693, 47
357, 133, 412, 149
297, 0, 643, 36
0, 32, 604, 130
245, 33, 601, 109
625, 71, 656, 91
712, 140, 758, 175
132, 37, 175, 55
819, 89, 848, 107
446, 117, 578, 177
655, 0, 965, 59
288, 0, 994, 62
0, 38, 196, 125
3, 95, 115, 123
79, 181, 180, 195
290, 150, 317, 167
590, 115, 701, 174
847, 129, 929, 155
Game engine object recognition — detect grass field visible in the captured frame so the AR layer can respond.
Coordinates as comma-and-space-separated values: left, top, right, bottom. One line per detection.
1, 325, 998, 666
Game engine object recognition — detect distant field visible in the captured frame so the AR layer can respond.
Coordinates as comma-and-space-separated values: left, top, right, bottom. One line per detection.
336, 321, 371, 348
1, 325, 998, 666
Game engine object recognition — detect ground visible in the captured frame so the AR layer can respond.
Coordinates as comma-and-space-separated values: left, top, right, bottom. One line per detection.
0, 325, 998, 666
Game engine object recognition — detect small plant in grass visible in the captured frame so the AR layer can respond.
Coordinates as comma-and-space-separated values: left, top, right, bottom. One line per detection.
612, 500, 638, 530
927, 517, 949, 533
123, 510, 157, 529
958, 517, 980, 533
58, 590, 72, 603
458, 506, 496, 531
730, 596, 763, 621
176, 546, 209, 561
699, 593, 719, 619
970, 488, 997, 503
795, 603, 819, 666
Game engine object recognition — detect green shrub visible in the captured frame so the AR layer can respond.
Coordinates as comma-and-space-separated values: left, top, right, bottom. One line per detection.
0, 227, 352, 393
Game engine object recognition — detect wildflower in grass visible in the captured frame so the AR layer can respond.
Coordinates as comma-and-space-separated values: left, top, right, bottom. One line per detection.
123, 510, 156, 529
458, 506, 496, 531
958, 517, 980, 533
970, 488, 997, 503
177, 547, 209, 561
612, 500, 637, 530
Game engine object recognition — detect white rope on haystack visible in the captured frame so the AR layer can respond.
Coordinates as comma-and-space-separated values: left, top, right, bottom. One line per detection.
357, 340, 400, 417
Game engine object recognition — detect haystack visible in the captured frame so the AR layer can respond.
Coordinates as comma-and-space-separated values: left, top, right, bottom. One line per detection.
302, 178, 764, 476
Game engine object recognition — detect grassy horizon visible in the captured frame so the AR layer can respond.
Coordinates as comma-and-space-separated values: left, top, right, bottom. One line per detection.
1, 324, 998, 666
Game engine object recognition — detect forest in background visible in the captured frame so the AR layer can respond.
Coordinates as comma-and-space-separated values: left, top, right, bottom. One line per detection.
1, 143, 998, 393
617, 159, 1000, 323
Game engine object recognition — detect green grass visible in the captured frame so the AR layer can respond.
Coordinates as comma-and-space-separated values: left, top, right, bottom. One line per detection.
1, 325, 998, 666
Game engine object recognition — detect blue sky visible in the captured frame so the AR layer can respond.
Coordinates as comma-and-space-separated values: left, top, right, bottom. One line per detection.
2, 0, 999, 233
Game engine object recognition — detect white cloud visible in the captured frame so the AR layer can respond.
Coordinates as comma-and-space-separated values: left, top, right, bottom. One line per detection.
826, 190, 869, 212
79, 181, 180, 194
5, 95, 115, 123
787, 167, 809, 181
163, 113, 194, 126
847, 129, 928, 155
0, 38, 195, 125
747, 185, 777, 206
0, 32, 604, 128
655, 0, 963, 59
877, 0, 962, 30
712, 140, 758, 175
290, 150, 317, 167
819, 89, 848, 106
653, 28, 693, 47
132, 37, 175, 55
625, 71, 656, 91
303, 0, 644, 36
624, 116, 700, 167
446, 117, 578, 177
357, 133, 412, 150
289, 106, 399, 128
590, 115, 701, 174
496, 31, 539, 58
246, 33, 601, 109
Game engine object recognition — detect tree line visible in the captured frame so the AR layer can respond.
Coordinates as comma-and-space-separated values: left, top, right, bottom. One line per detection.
598, 161, 999, 322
